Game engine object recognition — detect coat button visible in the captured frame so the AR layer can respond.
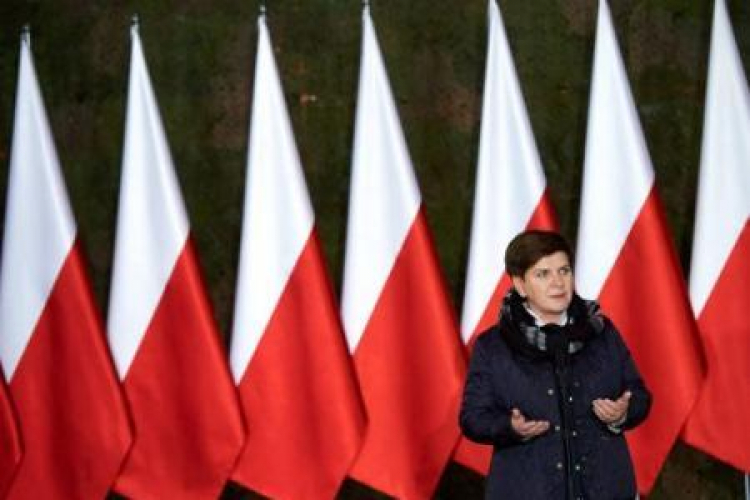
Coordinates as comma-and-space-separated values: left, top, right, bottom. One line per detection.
572, 430, 578, 437
554, 425, 561, 432
568, 396, 574, 403
556, 462, 563, 470
575, 464, 581, 471
547, 388, 554, 396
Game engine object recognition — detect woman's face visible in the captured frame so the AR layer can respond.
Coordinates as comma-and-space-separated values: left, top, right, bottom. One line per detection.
511, 251, 573, 324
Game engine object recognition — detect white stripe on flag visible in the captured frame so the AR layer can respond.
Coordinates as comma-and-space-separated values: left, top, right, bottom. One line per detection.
230, 15, 314, 382
107, 25, 189, 379
688, 0, 750, 316
0, 37, 75, 379
461, 0, 548, 342
341, 6, 421, 352
575, 0, 653, 299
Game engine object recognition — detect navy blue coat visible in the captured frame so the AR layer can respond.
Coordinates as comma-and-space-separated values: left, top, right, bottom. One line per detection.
460, 298, 651, 500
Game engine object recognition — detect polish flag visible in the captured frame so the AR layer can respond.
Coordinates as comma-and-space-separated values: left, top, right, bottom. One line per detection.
575, 1, 704, 493
0, 376, 20, 497
0, 34, 131, 499
229, 14, 365, 499
341, 6, 466, 499
683, 0, 750, 472
107, 24, 244, 499
454, 0, 557, 474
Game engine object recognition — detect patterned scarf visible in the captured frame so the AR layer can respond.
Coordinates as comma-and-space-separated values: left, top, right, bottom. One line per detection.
498, 288, 605, 359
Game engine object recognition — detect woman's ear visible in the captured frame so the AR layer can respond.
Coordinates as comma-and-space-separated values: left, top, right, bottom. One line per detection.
511, 276, 526, 299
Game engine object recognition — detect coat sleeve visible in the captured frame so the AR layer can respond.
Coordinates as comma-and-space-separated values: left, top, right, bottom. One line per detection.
459, 335, 521, 448
608, 322, 652, 431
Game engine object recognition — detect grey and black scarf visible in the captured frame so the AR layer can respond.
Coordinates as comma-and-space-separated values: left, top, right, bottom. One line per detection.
498, 289, 605, 360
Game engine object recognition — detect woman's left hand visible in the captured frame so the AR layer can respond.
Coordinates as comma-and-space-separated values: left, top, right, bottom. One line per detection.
592, 390, 631, 425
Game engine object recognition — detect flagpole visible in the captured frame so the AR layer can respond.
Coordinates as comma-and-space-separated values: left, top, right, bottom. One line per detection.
21, 24, 30, 47
745, 473, 749, 500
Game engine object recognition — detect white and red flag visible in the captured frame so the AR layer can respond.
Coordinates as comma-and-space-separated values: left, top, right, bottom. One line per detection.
107, 23, 244, 499
341, 6, 466, 499
0, 375, 20, 497
683, 0, 750, 472
0, 34, 131, 499
575, 0, 703, 493
454, 0, 557, 474
229, 13, 365, 499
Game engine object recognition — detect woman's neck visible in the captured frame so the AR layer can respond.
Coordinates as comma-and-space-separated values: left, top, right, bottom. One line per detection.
524, 304, 567, 326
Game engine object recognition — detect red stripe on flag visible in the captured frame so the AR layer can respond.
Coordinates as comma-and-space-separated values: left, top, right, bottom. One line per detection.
597, 189, 703, 493
684, 222, 750, 471
114, 238, 244, 500
232, 231, 365, 499
350, 209, 465, 499
6, 242, 131, 499
0, 376, 21, 498
454, 191, 557, 475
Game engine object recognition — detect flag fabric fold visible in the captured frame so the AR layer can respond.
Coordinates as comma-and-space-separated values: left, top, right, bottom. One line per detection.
107, 24, 244, 499
575, 1, 704, 493
0, 375, 21, 498
683, 0, 750, 472
454, 0, 558, 474
0, 34, 131, 499
341, 6, 466, 499
229, 14, 365, 499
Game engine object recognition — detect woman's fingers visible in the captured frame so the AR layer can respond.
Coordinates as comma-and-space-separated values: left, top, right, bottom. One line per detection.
517, 419, 550, 437
593, 394, 630, 423
511, 407, 550, 439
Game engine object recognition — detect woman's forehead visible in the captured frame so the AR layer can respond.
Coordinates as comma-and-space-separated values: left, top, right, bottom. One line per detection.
529, 251, 571, 270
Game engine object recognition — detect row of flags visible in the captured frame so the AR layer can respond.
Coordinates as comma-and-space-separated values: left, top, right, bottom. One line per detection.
0, 0, 746, 499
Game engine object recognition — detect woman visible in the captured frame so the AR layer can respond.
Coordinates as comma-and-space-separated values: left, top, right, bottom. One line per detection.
460, 230, 651, 500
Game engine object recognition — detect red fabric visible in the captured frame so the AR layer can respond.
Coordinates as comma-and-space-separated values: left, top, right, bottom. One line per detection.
0, 375, 21, 498
683, 222, 750, 471
597, 189, 704, 493
454, 191, 557, 475
6, 242, 131, 500
114, 238, 244, 500
349, 209, 465, 499
231, 231, 365, 499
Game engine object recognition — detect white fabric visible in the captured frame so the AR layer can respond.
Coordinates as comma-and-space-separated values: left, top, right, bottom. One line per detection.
525, 305, 567, 327
0, 38, 76, 379
341, 6, 421, 352
576, 0, 654, 298
230, 15, 314, 382
107, 26, 189, 379
460, 0, 548, 342
689, 0, 750, 316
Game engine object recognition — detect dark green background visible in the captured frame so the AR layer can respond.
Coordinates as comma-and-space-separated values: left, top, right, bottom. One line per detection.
0, 1, 747, 498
